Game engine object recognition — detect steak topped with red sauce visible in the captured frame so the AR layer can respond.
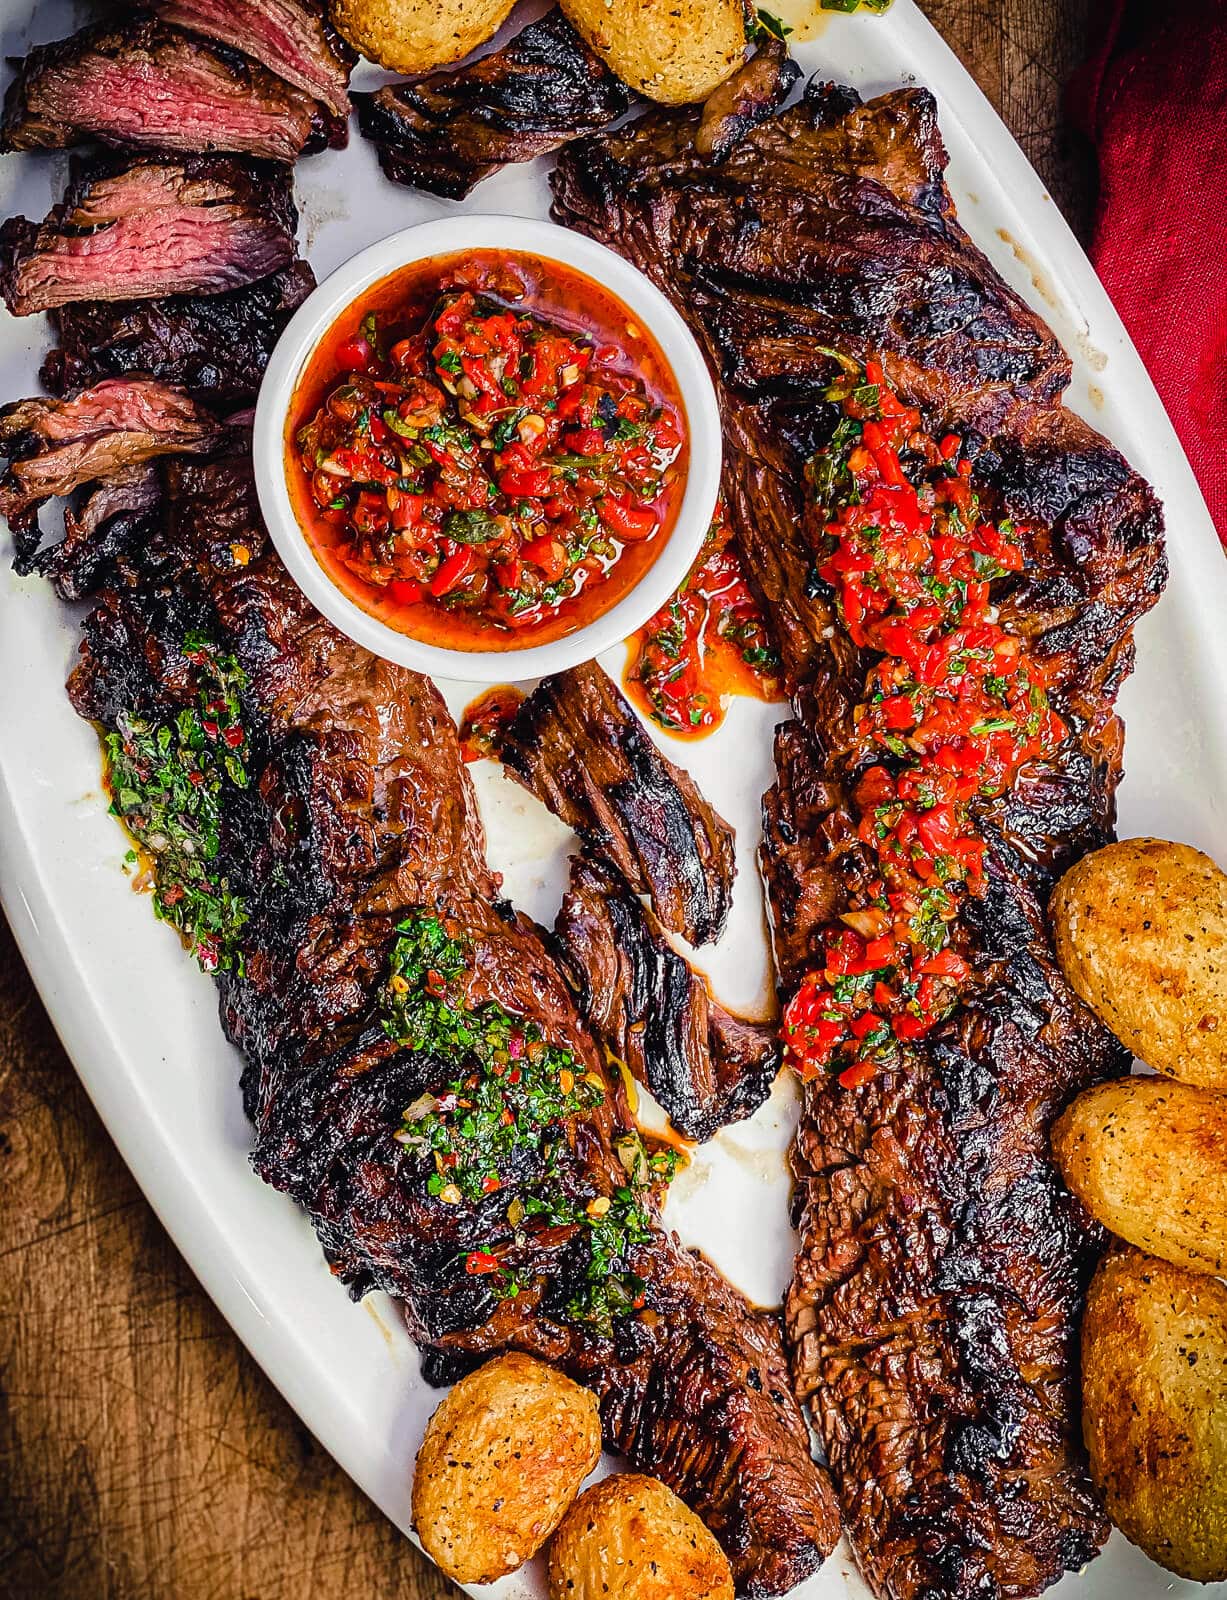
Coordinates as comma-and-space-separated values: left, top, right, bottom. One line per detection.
552, 62, 1166, 1600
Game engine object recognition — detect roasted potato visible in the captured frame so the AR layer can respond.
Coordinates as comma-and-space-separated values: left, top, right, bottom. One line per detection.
1054, 1076, 1227, 1274
1082, 1249, 1227, 1582
1050, 838, 1227, 1086
412, 1351, 601, 1585
558, 0, 746, 104
330, 0, 517, 73
548, 1472, 734, 1599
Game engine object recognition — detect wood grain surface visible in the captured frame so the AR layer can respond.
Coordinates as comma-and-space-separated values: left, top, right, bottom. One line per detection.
0, 5, 1096, 1597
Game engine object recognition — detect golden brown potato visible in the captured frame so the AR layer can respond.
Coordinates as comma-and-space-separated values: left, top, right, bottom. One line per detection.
548, 1473, 734, 1600
412, 1351, 601, 1586
1050, 838, 1227, 1086
1054, 1076, 1227, 1274
1082, 1249, 1227, 1582
558, 0, 746, 104
330, 0, 517, 73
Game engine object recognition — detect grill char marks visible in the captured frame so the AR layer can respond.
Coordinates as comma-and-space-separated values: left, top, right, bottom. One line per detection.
694, 38, 800, 162
551, 75, 1075, 691
554, 71, 1167, 1600
42, 264, 317, 407
354, 11, 633, 202
58, 447, 840, 1595
41, 465, 162, 601
501, 662, 737, 946
0, 14, 338, 161
555, 853, 779, 1142
151, 0, 356, 119
0, 154, 299, 316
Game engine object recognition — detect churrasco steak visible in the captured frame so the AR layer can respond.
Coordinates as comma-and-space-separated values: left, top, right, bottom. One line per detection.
0, 153, 299, 316
150, 0, 356, 119
353, 11, 632, 201
501, 662, 738, 947
0, 14, 342, 161
554, 851, 779, 1142
22, 438, 840, 1596
553, 62, 1166, 1600
41, 263, 317, 407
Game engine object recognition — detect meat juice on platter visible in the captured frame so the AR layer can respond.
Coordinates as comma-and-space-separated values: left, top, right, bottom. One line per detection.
624, 502, 784, 738
286, 248, 688, 650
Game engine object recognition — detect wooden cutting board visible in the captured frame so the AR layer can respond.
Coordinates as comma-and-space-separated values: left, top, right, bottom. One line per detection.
0, 4, 1094, 1595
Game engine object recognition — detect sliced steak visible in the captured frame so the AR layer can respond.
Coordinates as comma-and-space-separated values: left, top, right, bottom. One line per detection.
0, 379, 225, 571
152, 0, 355, 118
0, 154, 298, 316
0, 14, 338, 161
42, 263, 317, 406
555, 852, 778, 1142
56, 445, 841, 1593
501, 661, 737, 947
554, 71, 1167, 1600
39, 466, 162, 601
354, 11, 633, 201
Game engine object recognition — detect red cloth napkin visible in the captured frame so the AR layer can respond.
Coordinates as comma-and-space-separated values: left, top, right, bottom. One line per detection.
1069, 0, 1227, 545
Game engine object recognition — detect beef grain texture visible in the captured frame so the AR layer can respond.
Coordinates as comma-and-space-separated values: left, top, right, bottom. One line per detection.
555, 852, 779, 1142
0, 14, 341, 161
0, 379, 227, 569
42, 264, 317, 407
54, 443, 841, 1595
354, 10, 632, 201
0, 153, 299, 316
152, 0, 356, 118
501, 661, 737, 947
553, 63, 1167, 1600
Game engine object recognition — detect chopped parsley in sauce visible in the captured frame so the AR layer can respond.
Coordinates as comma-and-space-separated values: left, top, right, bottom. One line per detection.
625, 505, 783, 738
782, 358, 1066, 1089
382, 912, 678, 1327
104, 632, 249, 974
459, 686, 524, 763
289, 251, 687, 652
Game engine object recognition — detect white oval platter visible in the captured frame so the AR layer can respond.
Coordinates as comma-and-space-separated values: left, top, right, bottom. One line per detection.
1, 3, 1224, 1597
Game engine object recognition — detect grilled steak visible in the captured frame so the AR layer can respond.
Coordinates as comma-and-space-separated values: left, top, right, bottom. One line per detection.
553, 70, 1167, 1600
38, 466, 162, 601
353, 11, 633, 201
0, 379, 226, 569
695, 38, 799, 161
0, 15, 340, 161
555, 852, 778, 1141
501, 663, 737, 946
47, 445, 841, 1594
0, 154, 299, 316
41, 263, 316, 406
152, 0, 355, 118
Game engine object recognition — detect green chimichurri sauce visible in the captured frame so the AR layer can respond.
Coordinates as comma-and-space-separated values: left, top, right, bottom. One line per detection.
382, 913, 678, 1330
105, 632, 250, 974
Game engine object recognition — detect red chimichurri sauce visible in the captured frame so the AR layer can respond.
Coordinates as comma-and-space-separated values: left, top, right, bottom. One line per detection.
624, 504, 784, 738
459, 685, 524, 763
286, 250, 688, 651
782, 358, 1067, 1090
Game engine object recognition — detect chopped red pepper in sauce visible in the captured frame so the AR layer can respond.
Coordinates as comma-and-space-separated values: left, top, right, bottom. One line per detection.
782, 357, 1067, 1089
286, 250, 687, 651
459, 685, 525, 763
624, 504, 784, 737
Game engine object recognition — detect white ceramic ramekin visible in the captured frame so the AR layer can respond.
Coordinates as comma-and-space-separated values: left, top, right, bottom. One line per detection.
253, 215, 721, 683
